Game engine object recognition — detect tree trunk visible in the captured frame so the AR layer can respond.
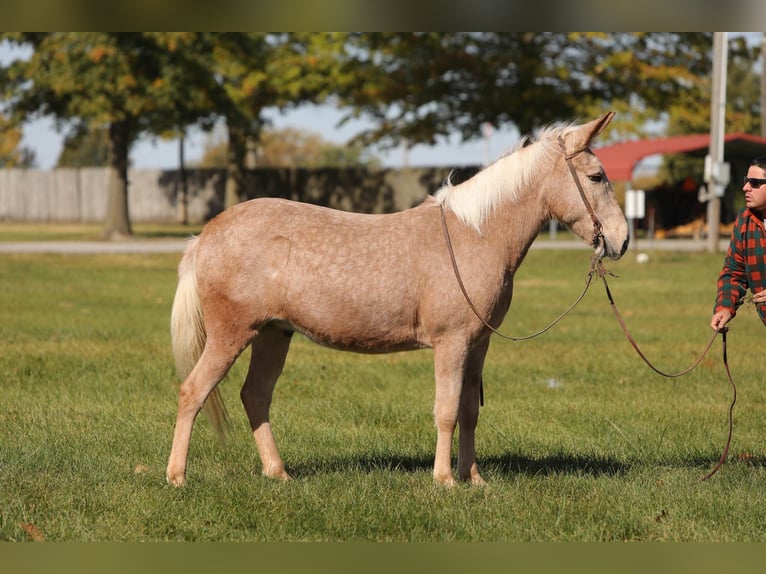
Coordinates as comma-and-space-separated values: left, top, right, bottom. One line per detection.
224, 122, 247, 210
101, 120, 133, 240
177, 134, 188, 225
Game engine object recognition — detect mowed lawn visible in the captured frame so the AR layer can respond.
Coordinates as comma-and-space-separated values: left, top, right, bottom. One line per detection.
1, 243, 765, 542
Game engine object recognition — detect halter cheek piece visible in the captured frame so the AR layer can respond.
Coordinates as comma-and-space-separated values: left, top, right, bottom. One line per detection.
557, 134, 605, 253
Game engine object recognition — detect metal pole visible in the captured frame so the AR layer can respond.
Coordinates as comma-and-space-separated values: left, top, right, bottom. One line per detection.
761, 33, 766, 137
706, 32, 728, 253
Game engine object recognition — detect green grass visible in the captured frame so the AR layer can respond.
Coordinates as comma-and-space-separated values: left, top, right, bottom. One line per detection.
0, 222, 204, 241
1, 245, 766, 541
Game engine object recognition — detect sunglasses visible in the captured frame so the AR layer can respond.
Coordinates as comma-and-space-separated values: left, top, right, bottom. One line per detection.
744, 176, 766, 189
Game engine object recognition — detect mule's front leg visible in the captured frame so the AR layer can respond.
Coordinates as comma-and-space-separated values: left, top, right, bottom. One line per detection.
457, 379, 486, 486
457, 340, 489, 485
432, 345, 468, 486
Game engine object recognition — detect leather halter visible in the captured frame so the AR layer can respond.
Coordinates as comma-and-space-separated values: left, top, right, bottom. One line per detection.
557, 134, 605, 253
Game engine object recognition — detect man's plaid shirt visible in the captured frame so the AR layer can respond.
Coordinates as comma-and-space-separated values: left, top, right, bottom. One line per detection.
715, 207, 766, 325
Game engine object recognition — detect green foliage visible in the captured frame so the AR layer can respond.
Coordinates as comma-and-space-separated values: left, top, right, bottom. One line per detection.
56, 126, 110, 168
0, 33, 345, 227
656, 35, 763, 194
666, 35, 762, 137
1, 247, 766, 541
197, 127, 381, 168
338, 33, 726, 147
0, 113, 35, 167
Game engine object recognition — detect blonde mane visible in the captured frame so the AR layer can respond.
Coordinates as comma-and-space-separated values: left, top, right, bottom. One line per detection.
434, 122, 573, 232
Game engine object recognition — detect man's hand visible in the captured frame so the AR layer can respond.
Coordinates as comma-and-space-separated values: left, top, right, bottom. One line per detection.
710, 309, 732, 331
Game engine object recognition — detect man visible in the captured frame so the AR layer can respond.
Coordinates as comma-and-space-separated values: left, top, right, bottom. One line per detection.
711, 156, 766, 331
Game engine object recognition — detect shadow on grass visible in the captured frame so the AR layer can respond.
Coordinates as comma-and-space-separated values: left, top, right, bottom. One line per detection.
286, 451, 631, 479
282, 444, 766, 480
287, 454, 434, 479
484, 452, 631, 477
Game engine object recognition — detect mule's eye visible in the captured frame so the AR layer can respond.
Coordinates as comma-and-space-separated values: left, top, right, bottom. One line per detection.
587, 172, 604, 183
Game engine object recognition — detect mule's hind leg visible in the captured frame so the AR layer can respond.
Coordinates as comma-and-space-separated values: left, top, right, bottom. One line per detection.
240, 325, 293, 480
457, 339, 490, 485
166, 338, 247, 487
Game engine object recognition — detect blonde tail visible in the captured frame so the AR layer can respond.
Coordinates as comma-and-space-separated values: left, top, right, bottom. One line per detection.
170, 237, 229, 439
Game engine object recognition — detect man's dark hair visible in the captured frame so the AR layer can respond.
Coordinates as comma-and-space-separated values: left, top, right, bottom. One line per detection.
750, 156, 766, 170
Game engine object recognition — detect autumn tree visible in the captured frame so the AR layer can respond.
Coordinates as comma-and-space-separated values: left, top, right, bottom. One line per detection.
337, 33, 718, 148
0, 113, 35, 167
649, 35, 764, 210
197, 33, 344, 208
197, 127, 380, 169
56, 126, 110, 167
0, 33, 215, 238
664, 34, 762, 136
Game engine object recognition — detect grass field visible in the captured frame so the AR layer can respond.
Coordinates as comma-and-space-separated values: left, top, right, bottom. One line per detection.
1, 238, 765, 542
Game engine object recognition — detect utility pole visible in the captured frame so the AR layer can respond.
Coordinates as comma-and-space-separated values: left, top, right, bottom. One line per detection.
761, 33, 766, 137
705, 32, 729, 253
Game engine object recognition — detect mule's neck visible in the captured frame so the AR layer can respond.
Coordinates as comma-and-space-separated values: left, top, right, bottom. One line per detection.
454, 158, 550, 268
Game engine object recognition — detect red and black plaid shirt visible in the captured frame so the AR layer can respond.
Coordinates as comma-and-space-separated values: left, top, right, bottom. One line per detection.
715, 207, 766, 325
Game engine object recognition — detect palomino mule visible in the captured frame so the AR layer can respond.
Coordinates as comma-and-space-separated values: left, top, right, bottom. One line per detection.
166, 112, 629, 487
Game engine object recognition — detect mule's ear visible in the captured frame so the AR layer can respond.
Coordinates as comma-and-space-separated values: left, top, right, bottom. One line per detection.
567, 111, 615, 151
588, 111, 615, 140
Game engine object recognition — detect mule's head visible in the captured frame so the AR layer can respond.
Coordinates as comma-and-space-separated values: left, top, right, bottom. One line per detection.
548, 112, 629, 260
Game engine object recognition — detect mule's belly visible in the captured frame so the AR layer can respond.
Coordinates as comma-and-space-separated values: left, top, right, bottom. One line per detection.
267, 319, 429, 354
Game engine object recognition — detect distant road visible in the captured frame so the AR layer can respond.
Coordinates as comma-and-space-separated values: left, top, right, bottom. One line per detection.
0, 237, 730, 254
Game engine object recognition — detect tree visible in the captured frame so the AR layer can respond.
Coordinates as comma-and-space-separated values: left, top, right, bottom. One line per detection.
56, 126, 110, 167
664, 34, 762, 136
197, 126, 380, 168
0, 33, 216, 238
0, 113, 35, 167
652, 35, 764, 216
337, 33, 717, 148
197, 33, 345, 208
0, 33, 348, 230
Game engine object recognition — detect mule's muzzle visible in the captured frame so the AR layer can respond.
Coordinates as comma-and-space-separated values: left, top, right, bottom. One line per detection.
594, 232, 629, 261
618, 236, 629, 257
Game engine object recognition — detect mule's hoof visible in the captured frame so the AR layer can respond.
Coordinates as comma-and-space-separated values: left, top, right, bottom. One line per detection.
458, 471, 488, 486
166, 473, 186, 487
262, 467, 293, 481
433, 474, 457, 488
470, 475, 488, 487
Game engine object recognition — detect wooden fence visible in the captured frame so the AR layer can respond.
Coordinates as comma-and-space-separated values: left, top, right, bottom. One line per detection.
0, 166, 475, 223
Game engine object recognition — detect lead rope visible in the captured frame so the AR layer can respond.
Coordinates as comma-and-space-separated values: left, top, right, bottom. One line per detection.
597, 264, 736, 481
438, 203, 598, 342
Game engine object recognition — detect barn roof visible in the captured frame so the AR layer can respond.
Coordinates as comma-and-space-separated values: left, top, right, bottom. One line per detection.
594, 133, 766, 182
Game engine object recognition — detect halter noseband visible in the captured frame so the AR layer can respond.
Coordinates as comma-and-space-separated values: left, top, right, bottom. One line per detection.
557, 134, 605, 252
